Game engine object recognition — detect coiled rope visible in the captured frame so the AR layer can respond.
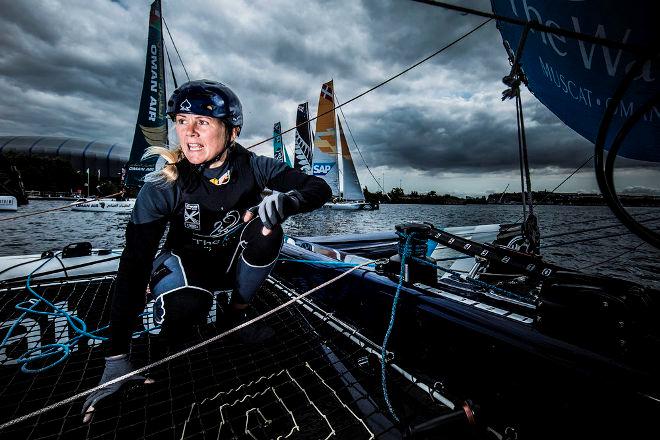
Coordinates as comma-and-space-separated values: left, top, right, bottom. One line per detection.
0, 255, 109, 373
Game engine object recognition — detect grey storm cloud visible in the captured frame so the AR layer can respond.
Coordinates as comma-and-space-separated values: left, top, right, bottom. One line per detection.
0, 0, 657, 188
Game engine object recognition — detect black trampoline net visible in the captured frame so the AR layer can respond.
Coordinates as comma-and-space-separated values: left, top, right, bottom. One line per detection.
0, 276, 447, 439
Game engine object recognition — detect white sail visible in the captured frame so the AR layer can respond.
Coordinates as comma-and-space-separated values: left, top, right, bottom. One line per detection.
338, 119, 364, 201
312, 80, 339, 197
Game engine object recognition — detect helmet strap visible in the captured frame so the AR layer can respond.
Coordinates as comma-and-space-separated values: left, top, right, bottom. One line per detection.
196, 123, 234, 172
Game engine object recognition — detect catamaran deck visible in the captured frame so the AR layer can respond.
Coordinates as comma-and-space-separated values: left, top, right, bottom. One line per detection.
0, 275, 451, 439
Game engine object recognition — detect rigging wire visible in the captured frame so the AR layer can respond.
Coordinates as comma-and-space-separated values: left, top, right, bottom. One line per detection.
546, 156, 594, 196
244, 18, 492, 151
547, 209, 658, 232
409, 0, 651, 56
501, 211, 659, 245
164, 46, 179, 89
162, 16, 190, 82
541, 220, 660, 249
498, 154, 594, 234
542, 216, 660, 240
515, 92, 528, 221
580, 242, 648, 270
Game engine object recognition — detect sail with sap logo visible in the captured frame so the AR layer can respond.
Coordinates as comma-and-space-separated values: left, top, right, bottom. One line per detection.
338, 119, 364, 201
312, 163, 335, 176
312, 80, 340, 197
491, 0, 659, 162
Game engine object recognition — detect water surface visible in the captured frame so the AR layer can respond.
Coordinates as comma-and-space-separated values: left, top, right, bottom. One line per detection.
1, 202, 658, 288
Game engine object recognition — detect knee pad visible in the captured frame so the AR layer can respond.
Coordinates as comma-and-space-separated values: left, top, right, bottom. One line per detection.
149, 251, 213, 326
239, 217, 284, 266
152, 287, 213, 327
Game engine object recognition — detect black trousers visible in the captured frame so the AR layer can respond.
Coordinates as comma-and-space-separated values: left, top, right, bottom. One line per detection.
148, 217, 283, 334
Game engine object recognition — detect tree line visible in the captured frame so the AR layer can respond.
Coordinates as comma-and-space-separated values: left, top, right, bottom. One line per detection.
363, 187, 487, 205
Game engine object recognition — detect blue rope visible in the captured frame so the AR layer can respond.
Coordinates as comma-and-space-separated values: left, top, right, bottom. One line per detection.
277, 258, 375, 268
381, 233, 417, 423
0, 255, 110, 373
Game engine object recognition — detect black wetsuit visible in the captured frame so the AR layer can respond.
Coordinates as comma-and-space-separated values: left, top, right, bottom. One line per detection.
110, 144, 331, 355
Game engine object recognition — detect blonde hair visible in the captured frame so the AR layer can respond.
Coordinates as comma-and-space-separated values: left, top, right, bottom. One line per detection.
142, 145, 184, 185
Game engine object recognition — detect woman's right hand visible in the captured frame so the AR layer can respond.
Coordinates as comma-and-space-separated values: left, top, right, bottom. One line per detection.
82, 354, 153, 423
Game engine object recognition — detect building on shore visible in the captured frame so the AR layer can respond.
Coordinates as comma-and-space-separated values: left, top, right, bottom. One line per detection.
0, 136, 129, 179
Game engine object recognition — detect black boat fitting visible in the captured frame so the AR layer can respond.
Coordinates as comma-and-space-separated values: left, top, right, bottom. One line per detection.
383, 223, 437, 286
405, 400, 478, 437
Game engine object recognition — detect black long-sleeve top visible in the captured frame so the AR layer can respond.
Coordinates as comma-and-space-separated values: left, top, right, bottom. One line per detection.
110, 144, 331, 354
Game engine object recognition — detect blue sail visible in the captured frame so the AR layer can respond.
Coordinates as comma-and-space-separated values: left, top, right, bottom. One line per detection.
273, 122, 284, 162
491, 0, 659, 162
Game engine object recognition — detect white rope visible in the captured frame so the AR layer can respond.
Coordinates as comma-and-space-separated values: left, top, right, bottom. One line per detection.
0, 259, 375, 431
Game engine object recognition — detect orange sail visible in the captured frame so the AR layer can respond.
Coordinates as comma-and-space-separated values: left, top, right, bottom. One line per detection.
312, 80, 339, 196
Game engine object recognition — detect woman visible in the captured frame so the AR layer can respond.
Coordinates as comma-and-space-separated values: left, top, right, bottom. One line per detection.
82, 80, 331, 421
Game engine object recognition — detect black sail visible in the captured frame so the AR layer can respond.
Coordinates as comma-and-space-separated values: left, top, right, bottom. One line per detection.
125, 0, 168, 187
293, 102, 313, 174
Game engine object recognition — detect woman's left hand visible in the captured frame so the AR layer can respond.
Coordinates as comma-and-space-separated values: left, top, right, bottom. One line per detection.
243, 191, 301, 235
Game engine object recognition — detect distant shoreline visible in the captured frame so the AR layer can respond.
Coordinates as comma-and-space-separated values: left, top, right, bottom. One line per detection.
377, 201, 660, 207
365, 189, 660, 207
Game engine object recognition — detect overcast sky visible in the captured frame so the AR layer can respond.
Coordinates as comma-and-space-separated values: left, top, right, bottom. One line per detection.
0, 0, 657, 196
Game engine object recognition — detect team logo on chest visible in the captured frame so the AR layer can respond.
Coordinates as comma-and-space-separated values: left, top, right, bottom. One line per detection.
208, 210, 240, 237
184, 203, 200, 230
209, 169, 231, 186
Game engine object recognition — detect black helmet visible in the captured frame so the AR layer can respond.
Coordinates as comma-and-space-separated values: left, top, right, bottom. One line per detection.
167, 79, 243, 132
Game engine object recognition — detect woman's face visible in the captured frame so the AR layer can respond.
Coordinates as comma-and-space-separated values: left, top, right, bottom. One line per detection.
175, 114, 234, 165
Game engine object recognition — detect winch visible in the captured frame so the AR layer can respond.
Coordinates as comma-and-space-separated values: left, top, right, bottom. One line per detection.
380, 222, 437, 286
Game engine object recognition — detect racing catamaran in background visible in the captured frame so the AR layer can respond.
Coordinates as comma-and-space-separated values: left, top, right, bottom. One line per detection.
72, 0, 168, 213
272, 121, 292, 166
312, 80, 378, 210
0, 1, 658, 439
0, 157, 28, 212
293, 102, 313, 175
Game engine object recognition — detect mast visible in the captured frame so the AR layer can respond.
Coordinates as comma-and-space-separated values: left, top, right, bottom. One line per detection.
338, 119, 364, 201
125, 0, 168, 188
293, 102, 313, 174
312, 80, 340, 197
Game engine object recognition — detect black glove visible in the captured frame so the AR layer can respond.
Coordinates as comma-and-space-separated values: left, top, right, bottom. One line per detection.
82, 354, 149, 422
256, 191, 301, 230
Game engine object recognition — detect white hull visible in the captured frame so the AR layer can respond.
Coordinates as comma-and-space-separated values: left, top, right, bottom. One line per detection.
324, 201, 379, 211
0, 222, 497, 284
0, 248, 121, 285
71, 198, 135, 213
0, 195, 18, 212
